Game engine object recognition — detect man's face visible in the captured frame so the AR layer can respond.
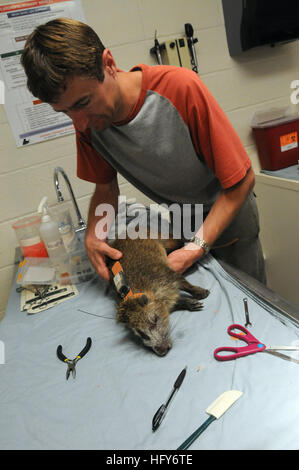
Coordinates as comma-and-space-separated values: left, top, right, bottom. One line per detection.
51, 69, 123, 132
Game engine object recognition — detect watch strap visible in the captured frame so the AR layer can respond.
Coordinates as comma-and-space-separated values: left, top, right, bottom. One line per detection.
189, 236, 210, 255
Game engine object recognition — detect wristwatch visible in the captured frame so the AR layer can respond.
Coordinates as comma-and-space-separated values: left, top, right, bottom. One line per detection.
189, 236, 210, 255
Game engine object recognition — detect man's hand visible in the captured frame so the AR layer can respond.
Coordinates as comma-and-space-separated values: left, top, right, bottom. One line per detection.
167, 245, 203, 274
168, 168, 255, 274
85, 236, 122, 281
84, 178, 121, 281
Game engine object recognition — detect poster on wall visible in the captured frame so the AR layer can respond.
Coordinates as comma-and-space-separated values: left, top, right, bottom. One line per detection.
0, 0, 86, 147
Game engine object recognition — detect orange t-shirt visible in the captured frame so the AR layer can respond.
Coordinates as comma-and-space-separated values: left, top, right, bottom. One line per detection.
76, 65, 251, 206
76, 127, 117, 184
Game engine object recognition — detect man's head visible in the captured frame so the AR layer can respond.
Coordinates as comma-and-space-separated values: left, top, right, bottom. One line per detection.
21, 18, 124, 132
21, 18, 106, 103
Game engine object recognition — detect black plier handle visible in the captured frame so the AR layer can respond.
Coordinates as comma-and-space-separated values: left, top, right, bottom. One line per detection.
57, 337, 92, 379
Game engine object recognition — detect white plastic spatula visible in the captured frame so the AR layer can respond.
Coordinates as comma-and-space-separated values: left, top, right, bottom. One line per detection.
177, 390, 243, 450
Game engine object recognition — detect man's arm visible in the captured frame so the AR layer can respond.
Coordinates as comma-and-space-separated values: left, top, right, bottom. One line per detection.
84, 177, 122, 281
167, 168, 255, 273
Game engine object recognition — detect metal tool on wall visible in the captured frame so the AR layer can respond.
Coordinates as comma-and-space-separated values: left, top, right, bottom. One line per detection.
150, 30, 164, 65
150, 25, 198, 72
184, 23, 199, 73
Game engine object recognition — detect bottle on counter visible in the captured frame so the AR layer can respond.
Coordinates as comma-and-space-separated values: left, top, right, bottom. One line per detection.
55, 202, 78, 254
12, 215, 49, 258
38, 197, 71, 284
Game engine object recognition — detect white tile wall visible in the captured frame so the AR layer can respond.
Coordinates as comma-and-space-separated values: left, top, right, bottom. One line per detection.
1, 0, 299, 319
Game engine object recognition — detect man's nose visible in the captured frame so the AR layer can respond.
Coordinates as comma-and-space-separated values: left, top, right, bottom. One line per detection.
70, 110, 89, 132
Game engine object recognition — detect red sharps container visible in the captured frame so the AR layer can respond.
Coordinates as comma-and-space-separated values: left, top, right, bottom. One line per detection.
252, 107, 299, 171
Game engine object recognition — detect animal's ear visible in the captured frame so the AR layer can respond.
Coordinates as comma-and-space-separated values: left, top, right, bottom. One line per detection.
117, 305, 129, 323
117, 311, 126, 323
138, 294, 148, 306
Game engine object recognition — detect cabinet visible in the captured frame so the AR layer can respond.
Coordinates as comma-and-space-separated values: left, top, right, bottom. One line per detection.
255, 173, 299, 306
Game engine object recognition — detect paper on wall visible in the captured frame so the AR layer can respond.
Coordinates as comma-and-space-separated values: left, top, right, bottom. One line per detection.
0, 0, 86, 147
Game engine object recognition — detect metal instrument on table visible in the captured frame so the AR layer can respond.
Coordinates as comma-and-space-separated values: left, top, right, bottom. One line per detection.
243, 297, 252, 327
214, 324, 299, 364
57, 337, 92, 380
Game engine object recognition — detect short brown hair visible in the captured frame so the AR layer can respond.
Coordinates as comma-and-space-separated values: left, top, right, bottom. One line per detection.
21, 18, 105, 103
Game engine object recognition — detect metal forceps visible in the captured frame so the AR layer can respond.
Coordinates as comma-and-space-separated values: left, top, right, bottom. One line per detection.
57, 337, 92, 379
214, 324, 299, 364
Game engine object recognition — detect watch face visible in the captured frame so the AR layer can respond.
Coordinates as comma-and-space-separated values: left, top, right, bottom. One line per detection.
191, 237, 209, 254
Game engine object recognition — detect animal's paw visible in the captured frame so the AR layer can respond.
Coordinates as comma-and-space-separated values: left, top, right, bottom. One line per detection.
201, 289, 210, 299
192, 288, 210, 300
186, 298, 204, 311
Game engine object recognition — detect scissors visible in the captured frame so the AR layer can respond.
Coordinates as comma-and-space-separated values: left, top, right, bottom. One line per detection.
214, 324, 299, 364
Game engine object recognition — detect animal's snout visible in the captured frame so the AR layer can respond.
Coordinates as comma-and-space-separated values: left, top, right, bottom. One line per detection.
154, 339, 172, 357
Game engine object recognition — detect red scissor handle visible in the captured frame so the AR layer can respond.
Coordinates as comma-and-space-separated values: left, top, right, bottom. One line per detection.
227, 324, 260, 342
214, 324, 266, 361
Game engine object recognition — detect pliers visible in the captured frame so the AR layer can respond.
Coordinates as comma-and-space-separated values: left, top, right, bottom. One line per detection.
57, 337, 92, 380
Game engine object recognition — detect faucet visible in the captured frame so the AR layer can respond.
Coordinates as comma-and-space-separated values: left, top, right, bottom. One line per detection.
53, 166, 87, 232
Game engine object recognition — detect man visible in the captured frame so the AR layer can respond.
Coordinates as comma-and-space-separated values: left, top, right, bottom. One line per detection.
21, 18, 266, 284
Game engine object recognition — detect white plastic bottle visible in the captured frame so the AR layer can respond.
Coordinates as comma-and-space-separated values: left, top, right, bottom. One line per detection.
38, 197, 70, 282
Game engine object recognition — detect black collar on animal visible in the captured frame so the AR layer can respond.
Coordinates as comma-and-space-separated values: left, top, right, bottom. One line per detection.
111, 261, 145, 303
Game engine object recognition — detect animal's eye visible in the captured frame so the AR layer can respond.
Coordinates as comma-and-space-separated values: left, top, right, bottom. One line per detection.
149, 315, 159, 330
136, 329, 150, 341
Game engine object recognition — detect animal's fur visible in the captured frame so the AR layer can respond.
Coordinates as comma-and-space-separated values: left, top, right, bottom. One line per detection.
110, 234, 209, 356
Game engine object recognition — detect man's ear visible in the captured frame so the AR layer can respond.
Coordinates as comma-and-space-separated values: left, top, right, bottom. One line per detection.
102, 48, 117, 76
